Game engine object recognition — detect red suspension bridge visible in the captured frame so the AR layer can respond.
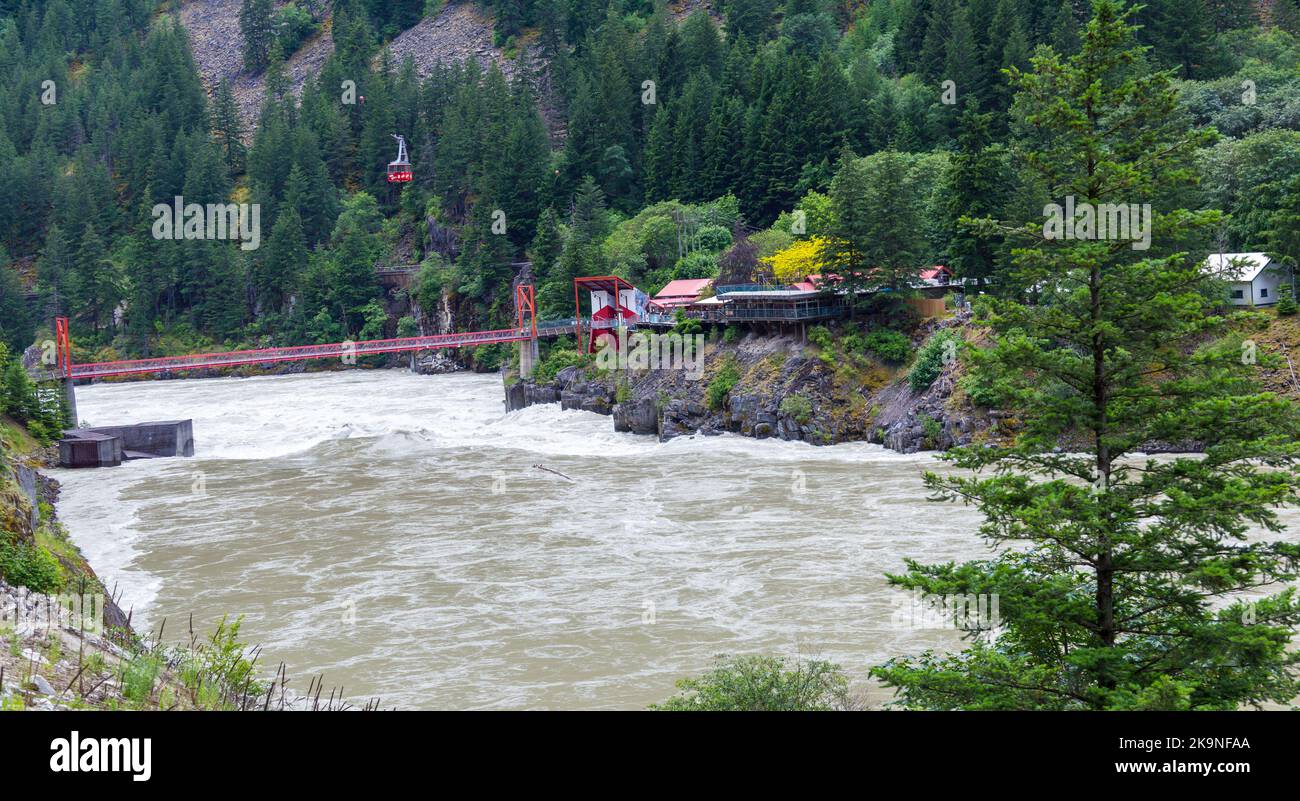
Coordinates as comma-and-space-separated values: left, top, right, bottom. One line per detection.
47, 285, 612, 380
64, 324, 575, 379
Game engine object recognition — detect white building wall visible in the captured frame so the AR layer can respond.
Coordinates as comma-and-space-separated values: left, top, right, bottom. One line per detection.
1252, 270, 1281, 305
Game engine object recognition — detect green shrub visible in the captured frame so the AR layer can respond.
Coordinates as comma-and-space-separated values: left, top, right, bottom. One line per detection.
921, 413, 943, 448
0, 539, 64, 594
694, 225, 733, 252
908, 330, 958, 391
706, 357, 741, 410
651, 655, 851, 711
1277, 283, 1297, 315
535, 347, 585, 383
672, 309, 703, 336
779, 393, 813, 424
862, 329, 912, 364
121, 653, 163, 703
807, 325, 833, 349
472, 342, 508, 371
806, 325, 839, 368
723, 325, 740, 344
274, 4, 318, 55
960, 360, 1013, 408
675, 251, 719, 279
396, 316, 419, 337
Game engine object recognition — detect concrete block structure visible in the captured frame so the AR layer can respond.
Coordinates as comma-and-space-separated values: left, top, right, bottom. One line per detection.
58, 420, 193, 468
58, 431, 123, 468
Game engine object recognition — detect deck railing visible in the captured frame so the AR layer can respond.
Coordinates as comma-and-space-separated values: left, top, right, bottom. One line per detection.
723, 302, 843, 321
715, 282, 787, 294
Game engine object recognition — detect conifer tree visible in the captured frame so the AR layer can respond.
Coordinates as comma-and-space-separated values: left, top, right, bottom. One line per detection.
0, 253, 34, 353
456, 195, 517, 315
72, 224, 120, 334
37, 224, 74, 313
327, 192, 384, 334
239, 0, 275, 74
936, 105, 1012, 286
821, 149, 923, 304
212, 78, 247, 174
875, 0, 1300, 711
724, 0, 778, 42
256, 206, 308, 313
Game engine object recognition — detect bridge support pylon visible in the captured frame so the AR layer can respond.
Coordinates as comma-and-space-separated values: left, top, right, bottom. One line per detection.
55, 316, 77, 426
519, 338, 539, 380
63, 379, 78, 428
515, 284, 539, 380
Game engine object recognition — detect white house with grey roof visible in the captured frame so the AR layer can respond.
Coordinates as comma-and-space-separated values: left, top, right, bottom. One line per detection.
1205, 252, 1284, 306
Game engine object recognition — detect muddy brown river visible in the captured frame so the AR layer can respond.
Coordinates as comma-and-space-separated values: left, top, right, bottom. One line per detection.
51, 370, 1300, 709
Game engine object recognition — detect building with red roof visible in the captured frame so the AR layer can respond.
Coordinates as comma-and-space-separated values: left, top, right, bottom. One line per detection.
650, 278, 714, 309
919, 265, 955, 286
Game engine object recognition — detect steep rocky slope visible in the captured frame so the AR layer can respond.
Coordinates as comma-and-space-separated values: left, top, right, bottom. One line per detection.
178, 0, 336, 129
176, 1, 519, 132
386, 4, 533, 81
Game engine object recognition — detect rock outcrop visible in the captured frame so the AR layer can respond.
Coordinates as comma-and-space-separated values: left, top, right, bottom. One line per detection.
504, 327, 979, 452
413, 350, 464, 375
870, 367, 983, 454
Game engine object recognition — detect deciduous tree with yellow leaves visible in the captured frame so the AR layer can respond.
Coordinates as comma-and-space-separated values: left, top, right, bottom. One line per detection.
762, 237, 827, 285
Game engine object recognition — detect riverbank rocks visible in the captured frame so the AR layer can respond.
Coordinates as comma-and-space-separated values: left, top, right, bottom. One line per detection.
660, 399, 717, 440
504, 376, 563, 412
560, 380, 615, 415
497, 323, 1024, 453
613, 397, 658, 435
505, 331, 901, 446
413, 350, 463, 375
15, 464, 40, 532
869, 360, 982, 453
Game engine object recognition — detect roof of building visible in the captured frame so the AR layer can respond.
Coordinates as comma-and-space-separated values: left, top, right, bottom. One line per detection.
791, 274, 836, 291
654, 278, 714, 299
1205, 252, 1274, 282
789, 266, 957, 293
920, 265, 953, 280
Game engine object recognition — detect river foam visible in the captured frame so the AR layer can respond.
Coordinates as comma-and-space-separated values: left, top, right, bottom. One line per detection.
60, 368, 1273, 709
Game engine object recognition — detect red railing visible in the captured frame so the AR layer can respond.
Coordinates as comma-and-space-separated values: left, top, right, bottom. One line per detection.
69, 323, 581, 379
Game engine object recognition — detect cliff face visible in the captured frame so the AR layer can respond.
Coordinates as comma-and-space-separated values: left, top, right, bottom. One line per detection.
177, 1, 528, 133
505, 320, 986, 454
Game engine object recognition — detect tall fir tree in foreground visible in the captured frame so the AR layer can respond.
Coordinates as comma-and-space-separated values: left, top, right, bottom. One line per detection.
874, 0, 1300, 710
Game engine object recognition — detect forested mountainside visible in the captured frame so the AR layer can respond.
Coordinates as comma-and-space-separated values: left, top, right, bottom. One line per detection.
0, 0, 1298, 371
